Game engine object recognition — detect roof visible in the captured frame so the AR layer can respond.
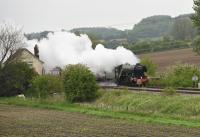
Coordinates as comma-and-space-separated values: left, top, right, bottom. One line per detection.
6, 48, 44, 64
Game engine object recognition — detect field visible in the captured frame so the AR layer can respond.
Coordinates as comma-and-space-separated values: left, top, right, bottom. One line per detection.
1, 104, 200, 137
139, 48, 200, 71
1, 89, 200, 136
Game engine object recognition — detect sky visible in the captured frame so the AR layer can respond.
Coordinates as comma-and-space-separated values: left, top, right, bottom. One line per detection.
0, 0, 194, 33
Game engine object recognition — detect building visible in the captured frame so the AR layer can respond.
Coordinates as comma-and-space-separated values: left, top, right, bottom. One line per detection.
6, 48, 44, 75
50, 67, 62, 75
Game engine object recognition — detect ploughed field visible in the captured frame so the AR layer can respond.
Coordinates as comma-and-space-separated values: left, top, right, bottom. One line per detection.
0, 104, 200, 137
139, 48, 200, 72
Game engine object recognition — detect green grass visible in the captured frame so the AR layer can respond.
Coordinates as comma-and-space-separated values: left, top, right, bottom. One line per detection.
88, 89, 200, 118
1, 89, 200, 128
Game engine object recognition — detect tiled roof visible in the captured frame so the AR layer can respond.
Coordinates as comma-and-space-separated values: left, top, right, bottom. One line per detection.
6, 48, 44, 64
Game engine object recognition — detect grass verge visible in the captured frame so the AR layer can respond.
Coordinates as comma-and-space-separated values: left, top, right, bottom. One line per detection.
0, 91, 200, 127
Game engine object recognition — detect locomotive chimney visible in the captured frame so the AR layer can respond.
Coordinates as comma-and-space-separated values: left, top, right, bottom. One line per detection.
34, 44, 39, 59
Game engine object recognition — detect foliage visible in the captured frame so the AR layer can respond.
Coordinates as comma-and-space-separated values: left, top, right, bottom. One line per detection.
191, 0, 200, 54
140, 57, 157, 76
0, 23, 24, 67
25, 13, 196, 55
171, 16, 196, 40
124, 39, 191, 54
87, 33, 104, 49
127, 15, 173, 42
62, 64, 99, 102
24, 31, 53, 41
26, 75, 63, 99
192, 36, 200, 55
161, 64, 200, 87
191, 0, 200, 32
0, 62, 37, 97
71, 27, 126, 41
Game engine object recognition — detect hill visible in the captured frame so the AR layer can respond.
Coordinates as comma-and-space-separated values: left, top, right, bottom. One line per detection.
127, 15, 173, 42
25, 13, 195, 42
24, 13, 196, 54
71, 27, 126, 41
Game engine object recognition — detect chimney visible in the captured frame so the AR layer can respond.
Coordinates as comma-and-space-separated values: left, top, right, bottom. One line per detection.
34, 44, 39, 59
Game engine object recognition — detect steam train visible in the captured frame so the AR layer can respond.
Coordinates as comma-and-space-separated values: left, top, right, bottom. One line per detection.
114, 63, 148, 86
98, 63, 149, 87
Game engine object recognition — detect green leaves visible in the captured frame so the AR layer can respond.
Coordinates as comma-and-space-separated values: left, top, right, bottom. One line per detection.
0, 62, 37, 97
62, 64, 99, 102
161, 64, 200, 87
27, 75, 63, 99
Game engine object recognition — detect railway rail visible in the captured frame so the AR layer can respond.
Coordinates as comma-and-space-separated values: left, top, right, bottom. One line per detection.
101, 85, 200, 95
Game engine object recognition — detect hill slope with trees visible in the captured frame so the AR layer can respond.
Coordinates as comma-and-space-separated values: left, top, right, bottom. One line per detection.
25, 13, 196, 54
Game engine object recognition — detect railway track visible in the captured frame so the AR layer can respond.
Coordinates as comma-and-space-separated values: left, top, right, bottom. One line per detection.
101, 85, 200, 95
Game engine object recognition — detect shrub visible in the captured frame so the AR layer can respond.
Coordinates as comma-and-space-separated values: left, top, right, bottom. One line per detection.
27, 75, 63, 99
62, 64, 99, 102
140, 57, 157, 76
0, 62, 37, 97
161, 64, 200, 87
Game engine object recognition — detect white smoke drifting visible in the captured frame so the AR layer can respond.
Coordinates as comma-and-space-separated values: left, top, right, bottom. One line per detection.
26, 31, 139, 74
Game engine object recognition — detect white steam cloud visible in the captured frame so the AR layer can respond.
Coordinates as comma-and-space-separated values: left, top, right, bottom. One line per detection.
26, 31, 139, 74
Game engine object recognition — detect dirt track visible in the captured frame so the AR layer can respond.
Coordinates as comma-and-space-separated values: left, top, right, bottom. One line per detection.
0, 104, 200, 137
139, 48, 200, 72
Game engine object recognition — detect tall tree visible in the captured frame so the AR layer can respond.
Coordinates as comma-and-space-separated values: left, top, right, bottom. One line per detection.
0, 23, 24, 67
171, 17, 196, 40
192, 0, 200, 32
191, 0, 200, 54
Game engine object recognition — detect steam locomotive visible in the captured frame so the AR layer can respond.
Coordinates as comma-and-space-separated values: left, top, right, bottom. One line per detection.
97, 63, 149, 87
114, 63, 148, 86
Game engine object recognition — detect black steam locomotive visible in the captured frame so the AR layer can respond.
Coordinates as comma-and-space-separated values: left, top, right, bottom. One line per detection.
114, 63, 148, 86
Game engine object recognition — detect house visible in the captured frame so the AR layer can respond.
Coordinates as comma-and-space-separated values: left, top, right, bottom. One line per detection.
50, 67, 62, 75
6, 46, 44, 75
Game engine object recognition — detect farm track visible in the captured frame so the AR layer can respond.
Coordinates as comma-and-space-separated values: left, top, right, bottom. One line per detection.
101, 85, 200, 95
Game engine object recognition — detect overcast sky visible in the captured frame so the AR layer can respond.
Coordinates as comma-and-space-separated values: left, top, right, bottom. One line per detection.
0, 0, 194, 33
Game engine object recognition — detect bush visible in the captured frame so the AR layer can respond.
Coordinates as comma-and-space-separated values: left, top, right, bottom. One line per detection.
62, 64, 99, 102
161, 64, 200, 87
0, 62, 37, 97
27, 75, 63, 99
140, 57, 157, 76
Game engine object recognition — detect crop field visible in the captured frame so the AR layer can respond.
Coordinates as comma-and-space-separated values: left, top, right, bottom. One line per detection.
139, 48, 200, 71
0, 104, 200, 137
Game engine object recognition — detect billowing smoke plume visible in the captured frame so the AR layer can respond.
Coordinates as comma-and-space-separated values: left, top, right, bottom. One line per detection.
26, 31, 139, 74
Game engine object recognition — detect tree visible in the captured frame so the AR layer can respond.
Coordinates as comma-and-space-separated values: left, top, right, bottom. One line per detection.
191, 0, 200, 54
26, 75, 63, 99
192, 0, 200, 31
62, 64, 99, 102
192, 36, 200, 54
87, 33, 103, 49
0, 62, 37, 97
171, 17, 196, 40
0, 23, 24, 68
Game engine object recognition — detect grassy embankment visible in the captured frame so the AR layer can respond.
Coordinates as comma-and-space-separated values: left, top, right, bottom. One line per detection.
1, 89, 200, 128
